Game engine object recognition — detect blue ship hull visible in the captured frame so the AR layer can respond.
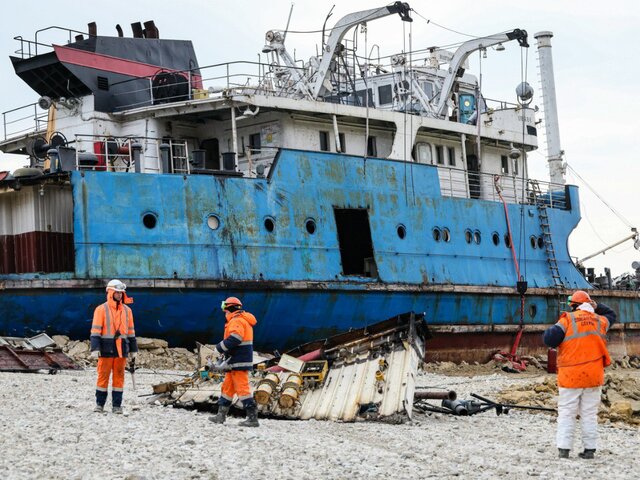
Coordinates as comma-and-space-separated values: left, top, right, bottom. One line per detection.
1, 150, 638, 355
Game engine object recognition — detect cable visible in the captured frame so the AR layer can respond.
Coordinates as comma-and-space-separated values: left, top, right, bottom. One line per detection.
565, 163, 634, 228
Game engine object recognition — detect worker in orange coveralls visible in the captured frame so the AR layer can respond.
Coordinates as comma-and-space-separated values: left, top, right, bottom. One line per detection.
209, 296, 259, 427
543, 290, 616, 459
90, 279, 138, 414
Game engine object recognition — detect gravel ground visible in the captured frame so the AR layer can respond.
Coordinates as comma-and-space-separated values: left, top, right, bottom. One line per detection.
1, 369, 638, 480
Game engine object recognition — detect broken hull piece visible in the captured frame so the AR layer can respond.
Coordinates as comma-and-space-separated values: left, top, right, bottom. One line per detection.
153, 312, 427, 422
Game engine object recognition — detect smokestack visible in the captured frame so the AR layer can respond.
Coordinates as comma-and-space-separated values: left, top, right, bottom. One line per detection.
534, 31, 565, 185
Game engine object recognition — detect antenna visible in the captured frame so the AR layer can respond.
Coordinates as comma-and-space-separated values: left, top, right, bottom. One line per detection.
283, 3, 295, 43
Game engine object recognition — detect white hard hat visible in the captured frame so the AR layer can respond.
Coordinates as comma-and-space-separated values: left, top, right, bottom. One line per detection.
106, 279, 126, 292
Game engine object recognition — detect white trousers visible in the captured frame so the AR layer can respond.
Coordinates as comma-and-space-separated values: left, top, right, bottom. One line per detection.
557, 386, 601, 450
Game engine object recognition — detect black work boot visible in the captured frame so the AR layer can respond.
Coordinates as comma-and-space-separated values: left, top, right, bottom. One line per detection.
238, 406, 259, 427
558, 449, 570, 459
578, 449, 595, 459
209, 405, 229, 424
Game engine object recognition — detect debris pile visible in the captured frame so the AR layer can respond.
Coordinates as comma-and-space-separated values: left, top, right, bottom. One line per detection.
53, 335, 199, 370
423, 355, 549, 376
497, 373, 640, 425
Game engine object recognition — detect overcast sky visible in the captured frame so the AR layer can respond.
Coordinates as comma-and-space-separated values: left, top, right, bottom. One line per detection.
1, 0, 638, 279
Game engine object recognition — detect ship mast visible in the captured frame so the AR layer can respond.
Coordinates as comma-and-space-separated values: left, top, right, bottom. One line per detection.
534, 31, 565, 185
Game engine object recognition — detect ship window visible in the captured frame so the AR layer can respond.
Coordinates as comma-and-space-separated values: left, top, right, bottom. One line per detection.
529, 304, 537, 318
305, 218, 316, 234
143, 212, 158, 229
530, 235, 537, 249
397, 224, 406, 239
538, 237, 545, 249
378, 84, 393, 105
420, 81, 434, 99
474, 230, 481, 244
448, 147, 456, 166
97, 76, 109, 91
501, 155, 509, 174
432, 228, 442, 242
435, 146, 444, 165
504, 233, 512, 248
354, 88, 374, 107
249, 133, 261, 154
442, 228, 451, 242
413, 142, 432, 164
492, 232, 500, 246
465, 229, 472, 244
319, 131, 330, 152
207, 215, 220, 230
334, 208, 376, 277
264, 216, 275, 232
338, 133, 346, 153
367, 136, 377, 157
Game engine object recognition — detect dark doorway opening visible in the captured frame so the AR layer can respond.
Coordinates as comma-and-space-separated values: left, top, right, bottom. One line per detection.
466, 154, 480, 199
334, 208, 377, 277
201, 138, 220, 170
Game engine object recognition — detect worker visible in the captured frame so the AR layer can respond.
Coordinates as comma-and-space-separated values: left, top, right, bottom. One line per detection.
543, 290, 616, 459
90, 279, 138, 414
209, 296, 259, 427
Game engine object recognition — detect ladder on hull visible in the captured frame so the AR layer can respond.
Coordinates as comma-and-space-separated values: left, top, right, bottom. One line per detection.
529, 180, 565, 314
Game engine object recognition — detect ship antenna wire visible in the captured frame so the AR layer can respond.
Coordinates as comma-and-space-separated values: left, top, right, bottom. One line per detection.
519, 43, 529, 281
402, 20, 408, 204
364, 22, 370, 176
409, 18, 416, 204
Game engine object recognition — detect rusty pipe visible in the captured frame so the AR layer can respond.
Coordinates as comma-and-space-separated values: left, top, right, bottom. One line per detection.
414, 390, 457, 401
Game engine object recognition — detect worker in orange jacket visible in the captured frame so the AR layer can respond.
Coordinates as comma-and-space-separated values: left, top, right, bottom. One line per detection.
90, 279, 138, 414
209, 296, 259, 427
543, 290, 616, 459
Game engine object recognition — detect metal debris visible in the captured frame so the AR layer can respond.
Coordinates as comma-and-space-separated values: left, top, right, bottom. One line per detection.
0, 334, 79, 373
152, 312, 429, 422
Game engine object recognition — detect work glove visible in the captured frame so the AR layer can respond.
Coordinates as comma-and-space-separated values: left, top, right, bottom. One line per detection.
129, 352, 138, 359
90, 350, 99, 359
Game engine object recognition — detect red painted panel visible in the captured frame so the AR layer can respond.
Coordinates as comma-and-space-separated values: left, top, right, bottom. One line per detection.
1, 232, 74, 274
54, 45, 204, 88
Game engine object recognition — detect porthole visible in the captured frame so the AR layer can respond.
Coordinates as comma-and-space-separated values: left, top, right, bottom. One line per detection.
464, 229, 472, 244
529, 304, 537, 318
442, 228, 451, 242
538, 237, 545, 249
473, 230, 481, 244
207, 214, 220, 230
397, 224, 406, 239
305, 218, 316, 234
504, 233, 512, 248
492, 232, 500, 246
432, 228, 441, 242
143, 212, 157, 229
530, 235, 537, 249
264, 217, 275, 232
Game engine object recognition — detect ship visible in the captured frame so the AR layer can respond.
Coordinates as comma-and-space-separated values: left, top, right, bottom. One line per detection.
1, 4, 638, 360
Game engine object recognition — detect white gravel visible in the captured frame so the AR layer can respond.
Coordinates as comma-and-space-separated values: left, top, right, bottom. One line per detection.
1, 369, 638, 480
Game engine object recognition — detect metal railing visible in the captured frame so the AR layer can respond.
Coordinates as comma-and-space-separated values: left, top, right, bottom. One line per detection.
13, 26, 90, 59
2, 103, 48, 140
437, 165, 567, 209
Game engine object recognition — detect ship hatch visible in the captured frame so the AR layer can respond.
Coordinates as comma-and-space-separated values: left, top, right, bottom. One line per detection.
333, 208, 377, 277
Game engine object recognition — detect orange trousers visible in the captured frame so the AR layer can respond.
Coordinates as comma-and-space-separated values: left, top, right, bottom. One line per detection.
96, 357, 127, 392
219, 370, 253, 406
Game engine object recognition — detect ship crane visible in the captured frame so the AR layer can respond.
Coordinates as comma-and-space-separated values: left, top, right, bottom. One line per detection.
577, 227, 639, 267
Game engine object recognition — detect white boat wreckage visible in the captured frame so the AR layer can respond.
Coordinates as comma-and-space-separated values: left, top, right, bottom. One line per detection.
151, 312, 428, 422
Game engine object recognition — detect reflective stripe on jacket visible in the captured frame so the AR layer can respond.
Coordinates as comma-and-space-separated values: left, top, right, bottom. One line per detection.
90, 291, 137, 358
216, 310, 257, 371
556, 310, 611, 388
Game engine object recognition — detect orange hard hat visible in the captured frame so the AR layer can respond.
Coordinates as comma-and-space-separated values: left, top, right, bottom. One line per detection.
569, 290, 592, 305
221, 296, 242, 311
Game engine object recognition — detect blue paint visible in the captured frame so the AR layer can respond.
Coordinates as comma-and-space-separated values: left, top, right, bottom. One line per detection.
4, 148, 628, 348
70, 150, 589, 289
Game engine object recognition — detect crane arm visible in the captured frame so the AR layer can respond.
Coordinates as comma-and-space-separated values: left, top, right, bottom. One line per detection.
435, 29, 529, 118
310, 2, 412, 99
578, 228, 639, 264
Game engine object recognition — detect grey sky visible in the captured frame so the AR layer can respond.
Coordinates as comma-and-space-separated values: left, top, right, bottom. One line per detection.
1, 0, 638, 278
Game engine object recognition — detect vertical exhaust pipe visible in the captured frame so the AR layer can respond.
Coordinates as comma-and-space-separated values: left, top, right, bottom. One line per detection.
534, 31, 565, 185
